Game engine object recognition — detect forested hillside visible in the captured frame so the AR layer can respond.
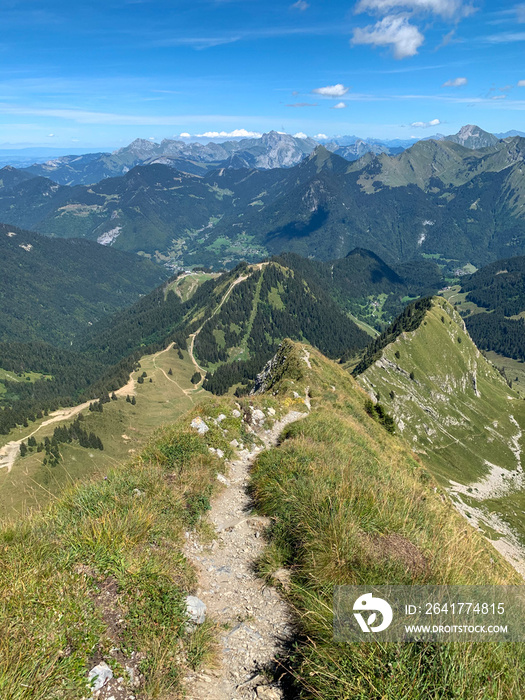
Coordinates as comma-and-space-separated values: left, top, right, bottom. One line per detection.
3, 136, 525, 269
0, 223, 169, 345
462, 255, 525, 314
274, 249, 443, 329
455, 256, 525, 360
0, 260, 369, 433
195, 261, 370, 394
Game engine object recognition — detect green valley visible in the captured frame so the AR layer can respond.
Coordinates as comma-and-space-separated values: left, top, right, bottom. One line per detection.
4, 132, 525, 270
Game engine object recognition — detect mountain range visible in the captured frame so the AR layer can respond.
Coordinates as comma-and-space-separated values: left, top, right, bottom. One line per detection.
3, 128, 525, 269
14, 124, 520, 187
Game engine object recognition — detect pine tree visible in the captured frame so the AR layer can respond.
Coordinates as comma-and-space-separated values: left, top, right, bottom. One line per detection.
131, 396, 136, 406
168, 368, 173, 375
19, 442, 27, 457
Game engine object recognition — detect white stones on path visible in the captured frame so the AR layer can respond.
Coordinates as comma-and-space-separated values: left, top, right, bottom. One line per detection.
184, 410, 308, 700
191, 417, 210, 434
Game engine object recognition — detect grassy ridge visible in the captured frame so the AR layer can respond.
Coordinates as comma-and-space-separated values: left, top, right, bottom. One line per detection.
0, 421, 219, 699
249, 342, 524, 699
3, 339, 525, 699
0, 387, 276, 699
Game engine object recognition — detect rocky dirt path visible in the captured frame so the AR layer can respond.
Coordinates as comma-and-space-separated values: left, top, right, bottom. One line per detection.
184, 408, 308, 700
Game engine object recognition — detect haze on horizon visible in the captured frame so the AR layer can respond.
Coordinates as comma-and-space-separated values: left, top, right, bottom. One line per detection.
2, 0, 525, 149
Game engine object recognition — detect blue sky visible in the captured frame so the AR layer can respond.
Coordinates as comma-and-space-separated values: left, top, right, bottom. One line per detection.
2, 0, 525, 148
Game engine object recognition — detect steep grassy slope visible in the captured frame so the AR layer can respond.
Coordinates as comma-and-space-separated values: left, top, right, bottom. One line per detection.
249, 341, 525, 698
2, 340, 525, 700
357, 298, 525, 575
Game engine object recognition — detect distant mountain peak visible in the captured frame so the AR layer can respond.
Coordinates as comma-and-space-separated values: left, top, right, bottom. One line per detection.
445, 125, 499, 149
115, 138, 159, 156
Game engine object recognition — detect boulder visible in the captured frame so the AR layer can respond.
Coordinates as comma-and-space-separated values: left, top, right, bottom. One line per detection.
190, 417, 209, 434
88, 661, 113, 691
185, 595, 206, 624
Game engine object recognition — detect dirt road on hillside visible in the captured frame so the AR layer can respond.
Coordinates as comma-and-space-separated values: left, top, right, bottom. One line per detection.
0, 399, 94, 472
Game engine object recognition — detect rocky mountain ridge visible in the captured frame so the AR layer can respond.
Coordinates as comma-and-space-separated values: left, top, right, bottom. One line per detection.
19, 125, 511, 186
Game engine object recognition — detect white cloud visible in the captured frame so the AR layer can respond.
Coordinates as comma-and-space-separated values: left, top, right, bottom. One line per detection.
314, 133, 328, 139
293, 131, 308, 138
195, 129, 262, 138
442, 77, 468, 87
352, 15, 424, 59
291, 0, 309, 9
518, 80, 525, 87
47, 133, 55, 137
410, 118, 441, 127
332, 102, 347, 109
356, 0, 475, 20
179, 132, 191, 138
312, 83, 350, 97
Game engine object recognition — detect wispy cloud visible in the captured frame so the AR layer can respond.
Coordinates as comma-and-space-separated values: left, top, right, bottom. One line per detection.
518, 80, 525, 87
312, 83, 350, 97
332, 102, 347, 109
356, 0, 476, 20
291, 0, 309, 10
442, 76, 467, 86
287, 102, 318, 107
352, 15, 424, 59
410, 117, 441, 127
149, 23, 348, 49
485, 31, 525, 44
0, 105, 266, 127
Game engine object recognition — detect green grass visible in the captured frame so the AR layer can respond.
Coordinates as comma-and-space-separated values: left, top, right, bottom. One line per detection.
247, 342, 525, 699
360, 298, 524, 485
2, 339, 525, 699
0, 368, 51, 399
0, 415, 222, 700
0, 385, 289, 699
0, 345, 206, 519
